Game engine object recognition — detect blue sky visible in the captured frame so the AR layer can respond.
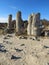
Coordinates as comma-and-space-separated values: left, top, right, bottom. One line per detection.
0, 0, 49, 22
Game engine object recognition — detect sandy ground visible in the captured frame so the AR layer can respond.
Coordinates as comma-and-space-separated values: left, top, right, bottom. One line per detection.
0, 34, 49, 65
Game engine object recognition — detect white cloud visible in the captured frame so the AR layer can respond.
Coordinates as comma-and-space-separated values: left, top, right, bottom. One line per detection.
9, 6, 17, 10
0, 18, 8, 23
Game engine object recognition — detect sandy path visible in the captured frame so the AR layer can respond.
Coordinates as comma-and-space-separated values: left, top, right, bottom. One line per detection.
0, 34, 49, 65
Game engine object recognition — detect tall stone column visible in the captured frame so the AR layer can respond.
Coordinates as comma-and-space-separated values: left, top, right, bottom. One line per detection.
31, 14, 37, 36
36, 13, 40, 27
8, 14, 12, 29
16, 11, 22, 34
31, 13, 41, 36
27, 15, 32, 35
36, 13, 41, 36
27, 13, 41, 36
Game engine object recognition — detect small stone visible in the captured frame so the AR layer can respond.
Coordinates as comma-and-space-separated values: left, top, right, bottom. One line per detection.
11, 55, 21, 60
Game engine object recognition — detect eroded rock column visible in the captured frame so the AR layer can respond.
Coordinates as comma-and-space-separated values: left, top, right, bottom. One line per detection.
16, 11, 23, 35
8, 14, 12, 29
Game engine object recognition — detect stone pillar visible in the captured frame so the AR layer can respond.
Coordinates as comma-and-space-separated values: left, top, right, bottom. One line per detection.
31, 13, 41, 36
16, 11, 22, 34
27, 13, 40, 36
27, 13, 41, 36
36, 13, 41, 36
8, 14, 12, 29
27, 15, 32, 35
31, 14, 37, 36
36, 13, 40, 27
